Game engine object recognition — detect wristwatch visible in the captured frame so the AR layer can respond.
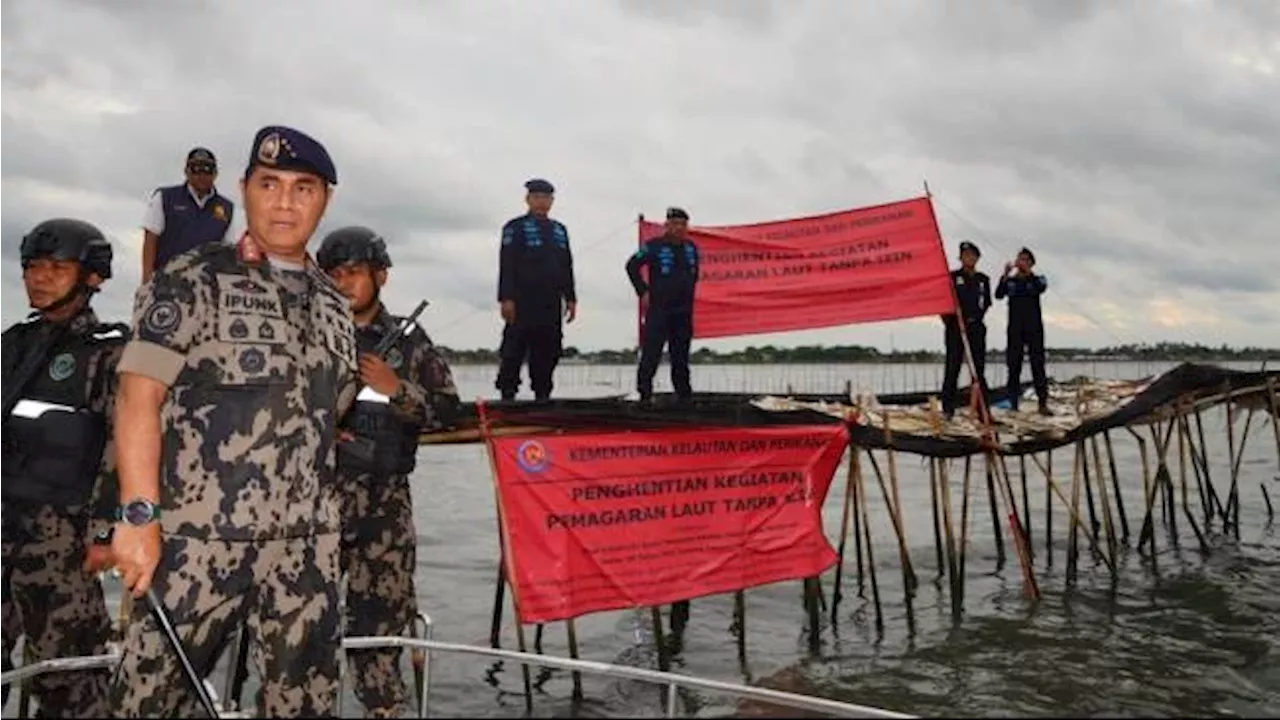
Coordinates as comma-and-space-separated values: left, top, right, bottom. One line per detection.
117, 497, 162, 527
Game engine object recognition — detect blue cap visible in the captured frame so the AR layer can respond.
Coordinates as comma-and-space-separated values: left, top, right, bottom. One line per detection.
959, 241, 980, 258
666, 207, 689, 221
245, 125, 337, 185
524, 178, 554, 194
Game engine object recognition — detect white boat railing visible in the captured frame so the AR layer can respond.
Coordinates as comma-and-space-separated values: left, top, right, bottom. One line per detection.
1, 614, 915, 719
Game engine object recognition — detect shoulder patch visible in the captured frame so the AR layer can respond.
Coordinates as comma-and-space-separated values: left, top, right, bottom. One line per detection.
142, 300, 183, 335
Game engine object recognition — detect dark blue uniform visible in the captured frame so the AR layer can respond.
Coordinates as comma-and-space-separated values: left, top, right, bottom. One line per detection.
152, 185, 235, 271
627, 235, 699, 400
996, 272, 1049, 409
940, 268, 992, 415
495, 213, 576, 400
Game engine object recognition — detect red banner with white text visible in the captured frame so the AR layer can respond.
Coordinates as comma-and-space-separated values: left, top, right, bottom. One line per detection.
490, 425, 849, 624
637, 195, 955, 340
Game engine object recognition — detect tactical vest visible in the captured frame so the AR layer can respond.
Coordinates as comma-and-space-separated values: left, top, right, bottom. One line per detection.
648, 240, 698, 311
1, 323, 127, 507
155, 185, 234, 271
511, 215, 571, 306
336, 321, 421, 477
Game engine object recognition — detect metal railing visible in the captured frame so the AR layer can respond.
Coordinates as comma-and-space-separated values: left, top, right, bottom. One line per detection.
2, 618, 914, 719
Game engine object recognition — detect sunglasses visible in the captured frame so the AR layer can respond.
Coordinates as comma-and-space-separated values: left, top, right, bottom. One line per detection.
188, 164, 217, 175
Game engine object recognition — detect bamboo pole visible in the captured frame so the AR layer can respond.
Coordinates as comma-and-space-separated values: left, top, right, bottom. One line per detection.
565, 620, 583, 701
830, 446, 858, 623
1029, 452, 1115, 576
1067, 444, 1083, 585
1267, 378, 1280, 471
1195, 409, 1225, 518
929, 457, 945, 580
853, 447, 883, 633
1044, 450, 1054, 566
1227, 407, 1257, 536
1178, 406, 1209, 551
960, 455, 973, 589
1089, 435, 1119, 573
1180, 414, 1212, 527
1225, 389, 1238, 532
1020, 455, 1032, 559
1103, 432, 1129, 543
989, 453, 1040, 599
863, 448, 918, 595
939, 456, 961, 618
984, 456, 1006, 569
883, 417, 918, 598
732, 591, 746, 662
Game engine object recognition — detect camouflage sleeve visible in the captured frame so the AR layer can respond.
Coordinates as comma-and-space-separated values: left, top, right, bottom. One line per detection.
391, 323, 460, 429
86, 331, 128, 538
117, 257, 210, 386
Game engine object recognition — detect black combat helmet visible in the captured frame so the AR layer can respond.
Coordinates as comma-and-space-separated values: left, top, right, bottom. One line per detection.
20, 218, 114, 279
316, 226, 393, 272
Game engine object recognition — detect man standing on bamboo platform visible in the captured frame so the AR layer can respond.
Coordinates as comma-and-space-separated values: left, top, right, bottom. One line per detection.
997, 246, 1051, 416
628, 207, 700, 404
495, 178, 578, 402
939, 241, 992, 419
318, 226, 460, 718
108, 124, 359, 718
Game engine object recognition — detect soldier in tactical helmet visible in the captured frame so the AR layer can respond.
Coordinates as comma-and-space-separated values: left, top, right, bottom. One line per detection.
317, 226, 460, 718
1, 218, 128, 718
109, 125, 359, 718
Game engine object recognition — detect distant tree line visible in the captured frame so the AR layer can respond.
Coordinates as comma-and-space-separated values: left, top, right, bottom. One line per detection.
436, 341, 1279, 365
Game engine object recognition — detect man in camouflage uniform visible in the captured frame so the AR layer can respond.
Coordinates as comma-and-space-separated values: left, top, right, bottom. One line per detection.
108, 125, 359, 718
2, 219, 128, 718
317, 226, 460, 718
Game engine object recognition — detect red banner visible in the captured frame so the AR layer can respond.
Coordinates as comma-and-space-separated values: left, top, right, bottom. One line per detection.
637, 195, 955, 340
490, 425, 849, 624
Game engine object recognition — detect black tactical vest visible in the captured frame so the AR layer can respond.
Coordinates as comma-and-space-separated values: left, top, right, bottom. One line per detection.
335, 319, 421, 477
2, 321, 127, 507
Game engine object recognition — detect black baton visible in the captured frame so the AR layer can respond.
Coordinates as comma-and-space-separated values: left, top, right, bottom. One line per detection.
145, 588, 220, 718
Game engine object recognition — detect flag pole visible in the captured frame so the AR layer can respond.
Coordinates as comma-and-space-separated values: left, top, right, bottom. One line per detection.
922, 180, 1040, 601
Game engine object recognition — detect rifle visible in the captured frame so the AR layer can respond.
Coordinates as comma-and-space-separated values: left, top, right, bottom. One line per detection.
2, 322, 68, 424
340, 300, 430, 464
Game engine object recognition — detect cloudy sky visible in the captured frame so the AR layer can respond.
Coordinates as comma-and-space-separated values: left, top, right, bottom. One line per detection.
3, 0, 1278, 353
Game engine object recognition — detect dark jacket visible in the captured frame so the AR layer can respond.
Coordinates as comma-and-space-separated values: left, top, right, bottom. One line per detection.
626, 236, 699, 314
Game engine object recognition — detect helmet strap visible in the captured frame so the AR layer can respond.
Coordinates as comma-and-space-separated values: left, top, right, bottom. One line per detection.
38, 272, 96, 318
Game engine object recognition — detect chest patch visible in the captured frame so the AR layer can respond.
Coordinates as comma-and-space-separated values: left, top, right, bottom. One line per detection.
48, 352, 76, 382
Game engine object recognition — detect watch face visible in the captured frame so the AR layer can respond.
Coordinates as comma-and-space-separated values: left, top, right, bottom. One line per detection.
124, 500, 154, 526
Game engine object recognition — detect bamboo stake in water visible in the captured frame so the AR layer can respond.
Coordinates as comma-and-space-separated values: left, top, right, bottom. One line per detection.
1180, 414, 1212, 527
1227, 406, 1257, 536
863, 448, 918, 595
883, 417, 917, 597
959, 455, 973, 589
1267, 378, 1280, 472
984, 456, 1006, 570
1044, 450, 1054, 567
1103, 431, 1129, 543
1067, 444, 1083, 585
1089, 435, 1118, 572
831, 447, 858, 623
1178, 407, 1209, 551
1195, 409, 1225, 518
853, 447, 883, 634
1029, 453, 1116, 577
1020, 455, 1032, 559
